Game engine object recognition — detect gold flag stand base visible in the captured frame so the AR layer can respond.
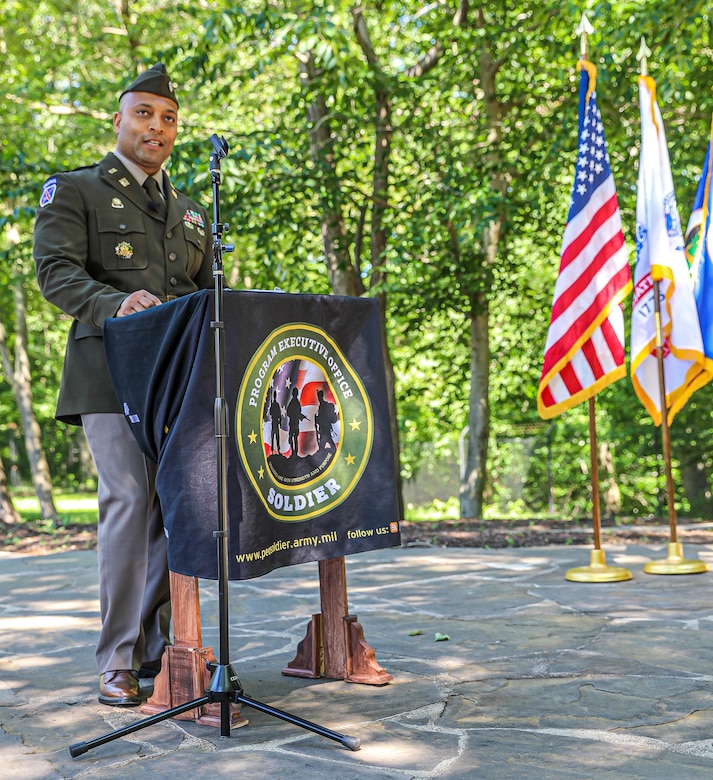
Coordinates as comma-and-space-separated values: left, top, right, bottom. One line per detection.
565, 548, 633, 583
643, 542, 708, 575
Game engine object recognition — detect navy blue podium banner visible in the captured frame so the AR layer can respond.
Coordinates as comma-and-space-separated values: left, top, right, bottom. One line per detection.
103, 289, 401, 580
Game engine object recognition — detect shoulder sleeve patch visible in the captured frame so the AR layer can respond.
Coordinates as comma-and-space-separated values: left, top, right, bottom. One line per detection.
39, 177, 58, 208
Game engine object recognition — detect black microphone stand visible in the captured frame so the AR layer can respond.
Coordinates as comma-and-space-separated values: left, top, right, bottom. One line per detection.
69, 136, 360, 757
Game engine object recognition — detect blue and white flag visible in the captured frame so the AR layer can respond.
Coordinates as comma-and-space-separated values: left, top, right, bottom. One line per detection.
685, 130, 713, 375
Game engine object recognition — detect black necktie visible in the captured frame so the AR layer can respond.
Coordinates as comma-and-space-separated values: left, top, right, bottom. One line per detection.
143, 176, 166, 219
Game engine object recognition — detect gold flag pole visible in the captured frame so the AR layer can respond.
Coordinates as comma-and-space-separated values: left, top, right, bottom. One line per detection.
566, 14, 632, 584
638, 38, 706, 575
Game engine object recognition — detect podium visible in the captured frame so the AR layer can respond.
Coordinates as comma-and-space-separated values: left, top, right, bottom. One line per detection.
103, 290, 400, 721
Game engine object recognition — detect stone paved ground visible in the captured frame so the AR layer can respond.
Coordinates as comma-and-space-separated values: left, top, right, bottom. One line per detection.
2, 540, 713, 778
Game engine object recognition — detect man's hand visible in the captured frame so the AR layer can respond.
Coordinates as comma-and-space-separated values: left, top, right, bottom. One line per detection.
116, 290, 162, 317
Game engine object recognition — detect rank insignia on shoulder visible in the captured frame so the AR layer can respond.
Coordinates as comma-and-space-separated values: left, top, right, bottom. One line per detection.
111, 198, 125, 209
108, 167, 118, 174
119, 177, 131, 188
39, 177, 58, 208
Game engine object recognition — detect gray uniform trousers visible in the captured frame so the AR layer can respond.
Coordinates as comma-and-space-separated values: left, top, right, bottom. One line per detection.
82, 413, 171, 674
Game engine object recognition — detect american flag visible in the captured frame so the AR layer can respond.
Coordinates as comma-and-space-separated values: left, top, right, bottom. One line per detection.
537, 61, 632, 419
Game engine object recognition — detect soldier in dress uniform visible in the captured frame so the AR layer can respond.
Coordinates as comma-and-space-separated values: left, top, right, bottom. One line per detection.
33, 63, 213, 706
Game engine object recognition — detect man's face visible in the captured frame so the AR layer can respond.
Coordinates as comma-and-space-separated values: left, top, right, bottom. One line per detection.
113, 91, 178, 174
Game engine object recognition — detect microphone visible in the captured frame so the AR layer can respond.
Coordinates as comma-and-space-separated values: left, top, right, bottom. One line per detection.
209, 134, 229, 172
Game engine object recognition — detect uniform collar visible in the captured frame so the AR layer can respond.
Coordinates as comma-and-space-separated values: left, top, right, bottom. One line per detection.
113, 149, 166, 196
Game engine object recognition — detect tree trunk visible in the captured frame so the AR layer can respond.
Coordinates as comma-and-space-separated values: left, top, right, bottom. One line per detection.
298, 5, 475, 520
300, 35, 405, 516
0, 452, 21, 524
680, 458, 711, 518
74, 427, 97, 487
598, 440, 622, 521
352, 8, 404, 518
299, 53, 364, 298
458, 38, 508, 520
0, 279, 58, 524
371, 97, 405, 519
460, 293, 490, 519
374, 302, 403, 517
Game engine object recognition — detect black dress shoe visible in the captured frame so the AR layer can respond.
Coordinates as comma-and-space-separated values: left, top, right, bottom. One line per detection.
98, 670, 141, 706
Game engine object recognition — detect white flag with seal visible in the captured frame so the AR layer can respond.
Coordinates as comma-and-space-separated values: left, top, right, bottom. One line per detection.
631, 75, 708, 426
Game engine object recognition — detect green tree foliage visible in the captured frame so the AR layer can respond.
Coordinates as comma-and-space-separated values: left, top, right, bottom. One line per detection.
3, 1, 713, 521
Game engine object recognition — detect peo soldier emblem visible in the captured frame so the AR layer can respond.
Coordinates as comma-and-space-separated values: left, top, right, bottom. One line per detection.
236, 324, 374, 521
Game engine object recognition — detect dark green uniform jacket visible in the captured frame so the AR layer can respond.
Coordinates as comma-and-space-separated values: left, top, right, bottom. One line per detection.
33, 153, 214, 425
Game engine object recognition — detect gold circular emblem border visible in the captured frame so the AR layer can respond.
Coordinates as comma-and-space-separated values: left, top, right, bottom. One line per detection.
236, 323, 374, 522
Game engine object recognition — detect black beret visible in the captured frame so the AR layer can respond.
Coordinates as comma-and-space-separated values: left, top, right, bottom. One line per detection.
119, 63, 179, 107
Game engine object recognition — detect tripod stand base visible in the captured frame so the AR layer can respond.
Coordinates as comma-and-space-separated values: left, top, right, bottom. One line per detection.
141, 644, 248, 728
643, 542, 708, 575
70, 664, 361, 757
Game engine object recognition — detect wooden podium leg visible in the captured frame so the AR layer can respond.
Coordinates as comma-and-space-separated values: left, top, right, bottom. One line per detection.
142, 572, 247, 727
319, 557, 348, 678
282, 614, 323, 678
343, 614, 392, 685
283, 556, 391, 685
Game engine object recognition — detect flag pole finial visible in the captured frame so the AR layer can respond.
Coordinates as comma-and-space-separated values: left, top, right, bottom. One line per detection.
637, 37, 652, 76
575, 13, 594, 59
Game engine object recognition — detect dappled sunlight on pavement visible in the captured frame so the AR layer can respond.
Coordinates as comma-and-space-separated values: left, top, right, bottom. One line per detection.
2, 543, 713, 778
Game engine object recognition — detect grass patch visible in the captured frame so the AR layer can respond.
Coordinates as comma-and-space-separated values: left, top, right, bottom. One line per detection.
12, 493, 98, 526
405, 497, 460, 523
